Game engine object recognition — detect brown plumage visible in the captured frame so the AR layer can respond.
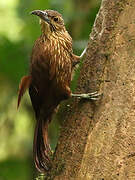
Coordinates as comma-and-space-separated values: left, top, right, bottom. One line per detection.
17, 9, 80, 172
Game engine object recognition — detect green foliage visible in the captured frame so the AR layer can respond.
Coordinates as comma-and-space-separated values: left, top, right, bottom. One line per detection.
0, 0, 101, 179
0, 157, 32, 180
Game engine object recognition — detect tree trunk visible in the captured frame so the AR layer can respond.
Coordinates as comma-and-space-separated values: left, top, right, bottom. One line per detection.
43, 0, 135, 179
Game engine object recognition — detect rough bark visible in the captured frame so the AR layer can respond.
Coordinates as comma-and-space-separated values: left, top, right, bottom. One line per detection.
43, 0, 135, 179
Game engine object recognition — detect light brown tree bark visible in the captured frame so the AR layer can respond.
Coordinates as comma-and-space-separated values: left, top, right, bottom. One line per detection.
43, 0, 135, 179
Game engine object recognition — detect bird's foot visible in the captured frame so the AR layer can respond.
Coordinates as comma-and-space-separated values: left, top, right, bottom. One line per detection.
80, 47, 87, 59
71, 91, 102, 100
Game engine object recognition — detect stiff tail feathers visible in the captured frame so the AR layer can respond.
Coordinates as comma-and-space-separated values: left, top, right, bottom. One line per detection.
17, 75, 32, 109
34, 116, 52, 172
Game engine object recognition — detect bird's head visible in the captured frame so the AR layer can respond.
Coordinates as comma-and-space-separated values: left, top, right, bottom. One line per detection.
31, 10, 66, 34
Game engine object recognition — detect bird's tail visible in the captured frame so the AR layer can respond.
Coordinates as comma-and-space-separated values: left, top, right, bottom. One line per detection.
33, 115, 52, 172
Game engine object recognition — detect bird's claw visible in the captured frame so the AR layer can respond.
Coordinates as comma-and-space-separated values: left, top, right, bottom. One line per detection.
71, 91, 102, 100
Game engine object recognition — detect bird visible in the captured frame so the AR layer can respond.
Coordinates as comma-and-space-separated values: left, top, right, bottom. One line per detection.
17, 9, 99, 172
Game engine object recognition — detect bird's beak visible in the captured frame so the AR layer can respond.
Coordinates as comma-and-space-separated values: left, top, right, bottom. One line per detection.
31, 10, 50, 24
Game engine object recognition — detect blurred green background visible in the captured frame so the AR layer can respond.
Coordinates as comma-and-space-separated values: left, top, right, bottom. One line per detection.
0, 0, 101, 179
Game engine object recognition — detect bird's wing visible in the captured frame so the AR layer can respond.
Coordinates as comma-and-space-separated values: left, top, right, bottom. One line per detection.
17, 75, 32, 108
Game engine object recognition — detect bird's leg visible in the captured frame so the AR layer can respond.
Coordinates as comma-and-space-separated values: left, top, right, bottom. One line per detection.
71, 91, 101, 100
72, 47, 87, 67
80, 46, 87, 59
71, 47, 102, 100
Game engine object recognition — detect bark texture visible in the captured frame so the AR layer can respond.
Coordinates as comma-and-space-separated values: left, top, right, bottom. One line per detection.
44, 0, 135, 179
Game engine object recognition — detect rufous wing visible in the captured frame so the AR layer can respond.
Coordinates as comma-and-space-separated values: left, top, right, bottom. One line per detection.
17, 75, 32, 109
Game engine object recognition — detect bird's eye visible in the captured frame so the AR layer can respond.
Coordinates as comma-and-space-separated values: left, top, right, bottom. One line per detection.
54, 17, 59, 22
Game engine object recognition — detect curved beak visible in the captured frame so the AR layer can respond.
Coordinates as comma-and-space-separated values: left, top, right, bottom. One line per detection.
30, 10, 50, 24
